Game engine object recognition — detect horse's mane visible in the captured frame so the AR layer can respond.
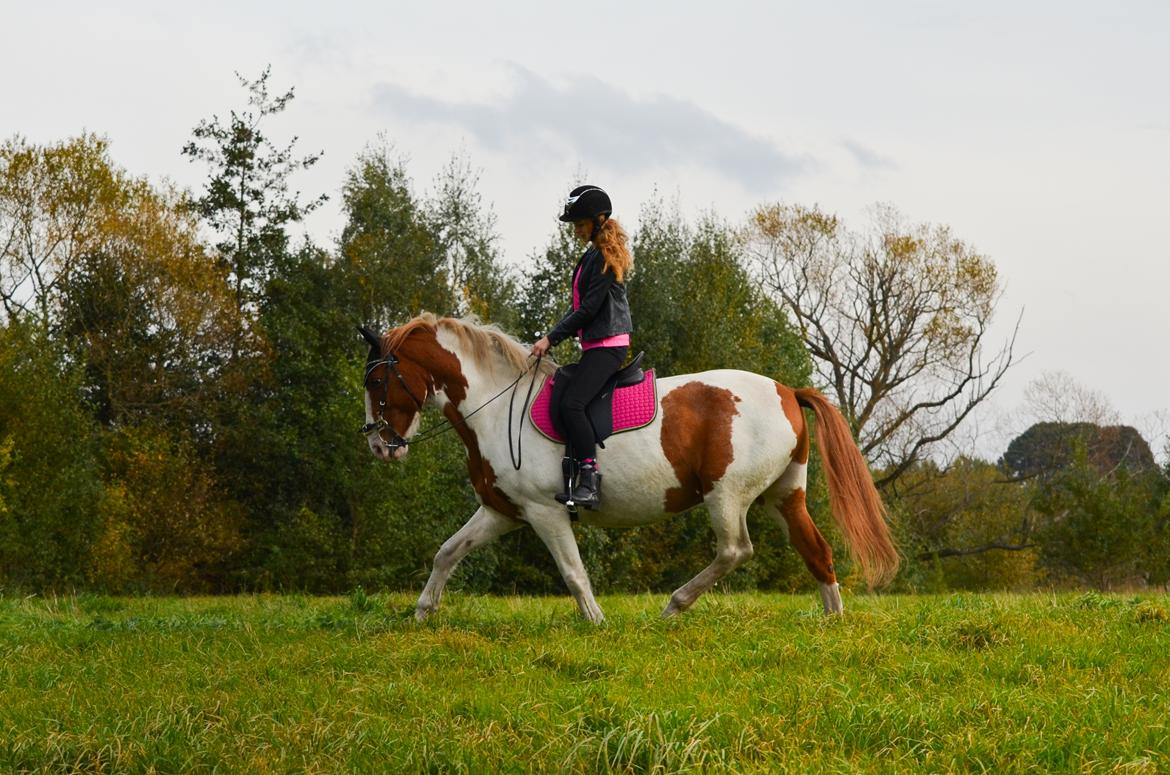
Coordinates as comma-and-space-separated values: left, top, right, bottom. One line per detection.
384, 312, 558, 377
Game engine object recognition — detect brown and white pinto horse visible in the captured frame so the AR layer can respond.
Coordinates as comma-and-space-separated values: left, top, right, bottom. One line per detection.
362, 313, 898, 623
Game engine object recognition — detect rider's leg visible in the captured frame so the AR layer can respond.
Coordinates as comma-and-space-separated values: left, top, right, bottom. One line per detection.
560, 346, 626, 464
559, 346, 626, 506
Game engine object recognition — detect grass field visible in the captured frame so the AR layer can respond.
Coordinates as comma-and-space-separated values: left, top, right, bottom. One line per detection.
1, 591, 1168, 774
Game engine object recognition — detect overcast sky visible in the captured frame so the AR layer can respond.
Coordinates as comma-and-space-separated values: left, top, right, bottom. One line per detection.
4, 1, 1168, 457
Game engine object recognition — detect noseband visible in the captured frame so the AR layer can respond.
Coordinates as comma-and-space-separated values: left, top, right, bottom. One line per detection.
361, 352, 427, 451
360, 347, 543, 462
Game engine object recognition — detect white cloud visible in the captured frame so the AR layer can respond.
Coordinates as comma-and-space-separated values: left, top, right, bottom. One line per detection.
371, 65, 811, 195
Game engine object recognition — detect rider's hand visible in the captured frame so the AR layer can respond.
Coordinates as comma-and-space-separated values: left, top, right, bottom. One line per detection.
531, 336, 551, 358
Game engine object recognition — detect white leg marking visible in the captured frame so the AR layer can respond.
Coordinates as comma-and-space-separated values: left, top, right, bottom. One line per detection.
416, 507, 521, 621
819, 582, 843, 615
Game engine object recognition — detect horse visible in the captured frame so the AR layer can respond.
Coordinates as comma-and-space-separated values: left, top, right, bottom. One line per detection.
360, 313, 898, 623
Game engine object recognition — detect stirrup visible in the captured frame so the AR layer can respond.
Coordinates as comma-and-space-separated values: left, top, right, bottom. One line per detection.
554, 455, 574, 504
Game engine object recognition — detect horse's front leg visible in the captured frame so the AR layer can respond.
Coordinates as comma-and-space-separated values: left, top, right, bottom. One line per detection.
416, 506, 522, 621
527, 508, 606, 624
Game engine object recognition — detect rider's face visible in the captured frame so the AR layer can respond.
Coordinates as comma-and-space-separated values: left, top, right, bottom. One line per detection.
572, 219, 592, 242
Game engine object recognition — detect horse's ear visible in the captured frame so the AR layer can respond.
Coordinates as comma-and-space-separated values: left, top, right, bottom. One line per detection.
358, 326, 381, 352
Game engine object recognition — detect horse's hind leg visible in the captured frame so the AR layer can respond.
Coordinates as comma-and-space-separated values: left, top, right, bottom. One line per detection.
662, 492, 754, 618
764, 467, 843, 614
416, 506, 522, 621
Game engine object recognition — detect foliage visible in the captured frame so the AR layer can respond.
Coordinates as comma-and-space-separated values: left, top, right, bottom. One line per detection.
1031, 445, 1170, 588
91, 425, 243, 592
1002, 421, 1155, 480
181, 66, 326, 332
745, 203, 1018, 489
0, 134, 127, 323
0, 322, 103, 589
338, 142, 450, 327
425, 152, 519, 327
56, 181, 239, 429
889, 459, 1040, 591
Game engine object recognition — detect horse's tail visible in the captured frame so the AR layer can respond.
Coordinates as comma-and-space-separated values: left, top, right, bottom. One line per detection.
795, 388, 899, 588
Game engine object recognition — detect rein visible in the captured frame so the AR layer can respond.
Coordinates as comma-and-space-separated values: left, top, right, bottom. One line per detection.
362, 354, 544, 465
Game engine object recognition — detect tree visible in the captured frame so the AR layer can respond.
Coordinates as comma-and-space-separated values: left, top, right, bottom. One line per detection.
0, 321, 103, 589
181, 66, 325, 355
338, 141, 450, 328
890, 458, 1039, 591
56, 182, 239, 428
425, 152, 518, 326
1031, 445, 1169, 588
1022, 370, 1119, 426
745, 203, 1018, 489
0, 134, 125, 324
1001, 422, 1155, 481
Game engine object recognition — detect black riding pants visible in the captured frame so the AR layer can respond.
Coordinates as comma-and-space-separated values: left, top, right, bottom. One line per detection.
560, 345, 627, 462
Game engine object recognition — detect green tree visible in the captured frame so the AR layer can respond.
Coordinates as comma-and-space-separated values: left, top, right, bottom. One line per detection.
181, 66, 326, 355
339, 142, 449, 328
426, 152, 518, 327
0, 321, 102, 589
889, 458, 1040, 591
1031, 444, 1169, 588
56, 182, 239, 430
1001, 422, 1155, 481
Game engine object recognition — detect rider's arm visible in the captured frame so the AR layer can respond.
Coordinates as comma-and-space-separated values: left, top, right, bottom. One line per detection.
545, 261, 615, 346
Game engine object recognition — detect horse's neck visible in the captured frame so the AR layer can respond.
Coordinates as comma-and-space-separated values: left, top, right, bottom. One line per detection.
433, 337, 516, 424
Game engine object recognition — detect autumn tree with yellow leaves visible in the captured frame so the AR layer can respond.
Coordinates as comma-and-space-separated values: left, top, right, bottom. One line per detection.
745, 203, 1019, 489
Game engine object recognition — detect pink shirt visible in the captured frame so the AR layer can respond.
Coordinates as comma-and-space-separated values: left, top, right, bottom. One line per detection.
572, 264, 631, 350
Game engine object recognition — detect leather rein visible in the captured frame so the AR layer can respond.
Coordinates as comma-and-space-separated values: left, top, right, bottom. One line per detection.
361, 351, 543, 468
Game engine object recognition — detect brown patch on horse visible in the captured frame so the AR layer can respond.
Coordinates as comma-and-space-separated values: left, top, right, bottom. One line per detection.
778, 488, 836, 583
776, 383, 809, 465
443, 404, 520, 519
659, 382, 741, 513
384, 320, 470, 405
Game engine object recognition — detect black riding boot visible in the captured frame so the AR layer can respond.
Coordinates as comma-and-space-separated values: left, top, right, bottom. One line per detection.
570, 463, 601, 510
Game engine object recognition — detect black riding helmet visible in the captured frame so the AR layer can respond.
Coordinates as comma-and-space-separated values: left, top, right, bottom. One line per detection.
559, 185, 612, 223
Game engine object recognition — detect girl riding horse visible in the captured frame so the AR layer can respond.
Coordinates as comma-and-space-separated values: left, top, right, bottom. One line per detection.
530, 185, 633, 509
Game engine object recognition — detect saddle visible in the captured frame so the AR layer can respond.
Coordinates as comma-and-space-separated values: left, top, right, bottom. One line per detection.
530, 351, 657, 447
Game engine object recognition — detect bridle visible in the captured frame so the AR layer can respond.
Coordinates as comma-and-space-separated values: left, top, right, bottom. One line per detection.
360, 347, 543, 466
361, 351, 427, 452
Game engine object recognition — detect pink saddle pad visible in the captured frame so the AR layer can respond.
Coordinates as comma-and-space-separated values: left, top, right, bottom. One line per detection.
530, 369, 657, 443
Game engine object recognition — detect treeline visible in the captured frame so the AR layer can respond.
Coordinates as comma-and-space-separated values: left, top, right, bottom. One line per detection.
1, 72, 1167, 595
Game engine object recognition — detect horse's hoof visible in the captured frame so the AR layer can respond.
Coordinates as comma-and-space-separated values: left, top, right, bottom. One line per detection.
415, 606, 433, 622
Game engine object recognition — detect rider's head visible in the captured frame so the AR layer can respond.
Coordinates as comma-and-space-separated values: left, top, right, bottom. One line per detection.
559, 185, 632, 282
560, 185, 612, 239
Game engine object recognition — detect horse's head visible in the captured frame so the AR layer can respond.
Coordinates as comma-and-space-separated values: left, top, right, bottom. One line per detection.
359, 325, 429, 462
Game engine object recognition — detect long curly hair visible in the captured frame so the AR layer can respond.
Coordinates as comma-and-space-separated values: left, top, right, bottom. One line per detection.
593, 216, 633, 283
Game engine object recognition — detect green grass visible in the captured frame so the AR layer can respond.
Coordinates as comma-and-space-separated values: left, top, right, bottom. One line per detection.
2, 592, 1168, 773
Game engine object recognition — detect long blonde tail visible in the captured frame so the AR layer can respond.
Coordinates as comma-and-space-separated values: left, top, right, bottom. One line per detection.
795, 388, 899, 587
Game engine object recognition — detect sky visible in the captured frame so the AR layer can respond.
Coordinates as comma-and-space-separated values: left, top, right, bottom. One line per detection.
3, 1, 1168, 457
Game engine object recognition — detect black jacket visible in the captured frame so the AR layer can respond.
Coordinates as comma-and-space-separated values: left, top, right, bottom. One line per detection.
546, 246, 633, 346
